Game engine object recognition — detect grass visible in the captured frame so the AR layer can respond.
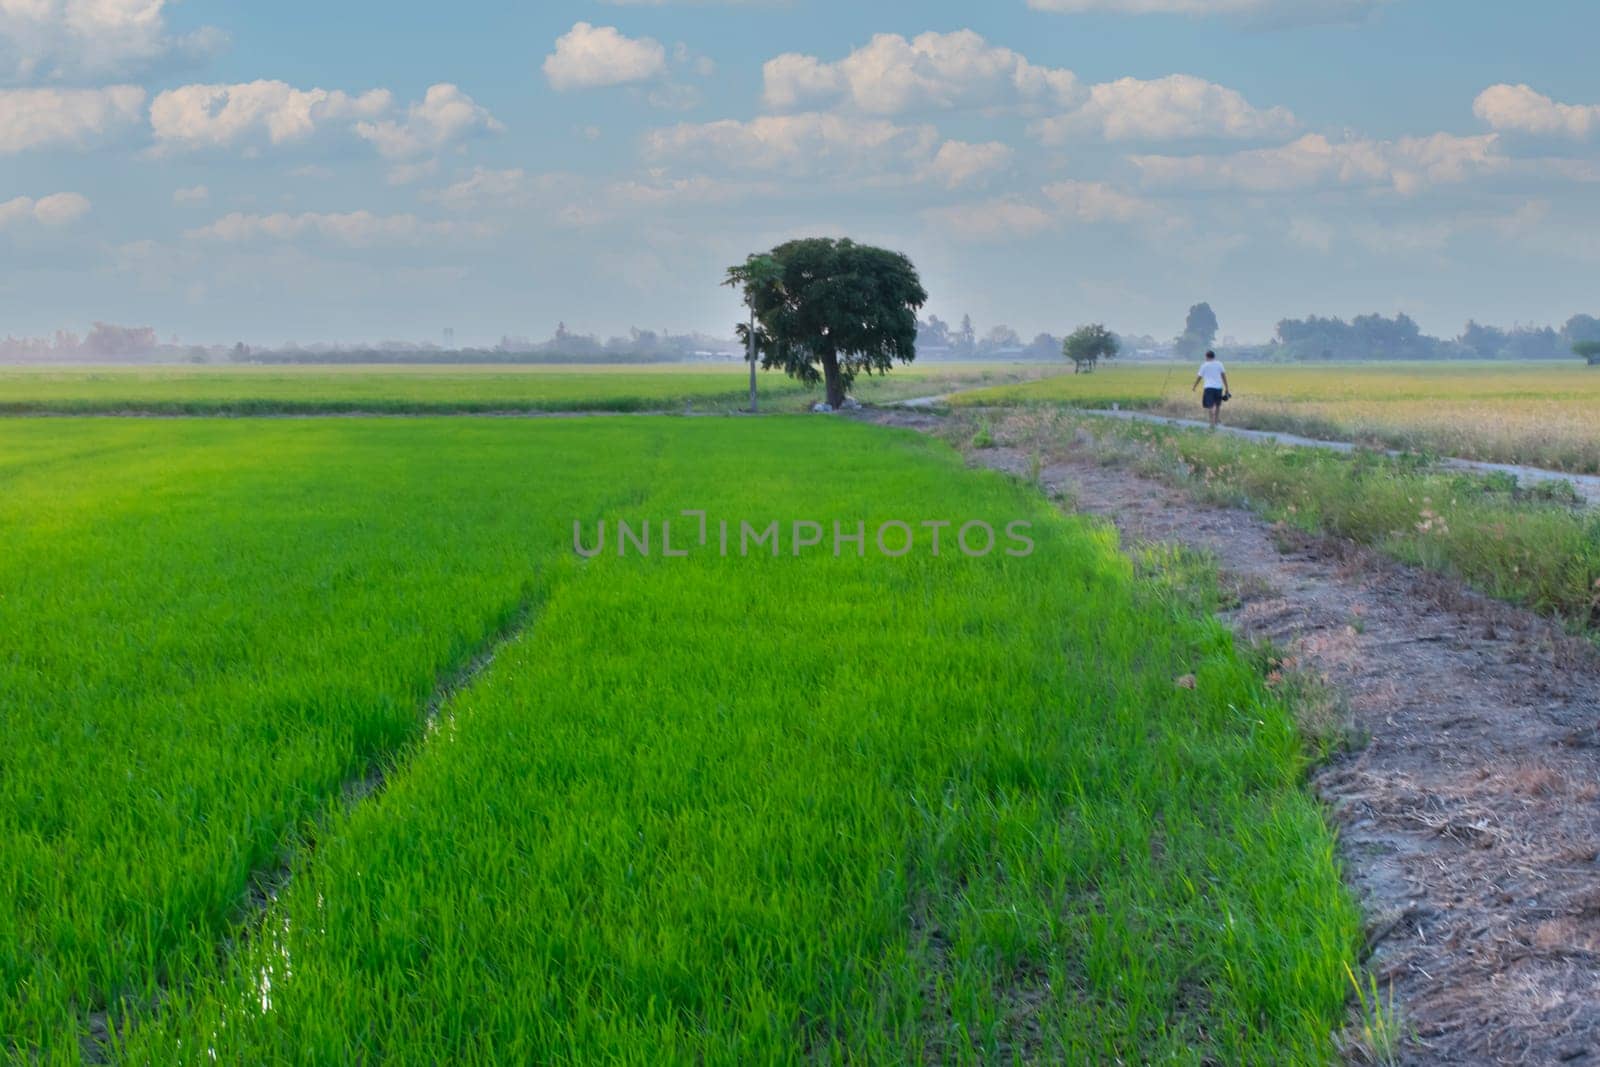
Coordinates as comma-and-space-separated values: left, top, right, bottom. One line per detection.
0, 416, 1359, 1064
977, 408, 1600, 634
0, 361, 1056, 416
953, 361, 1600, 474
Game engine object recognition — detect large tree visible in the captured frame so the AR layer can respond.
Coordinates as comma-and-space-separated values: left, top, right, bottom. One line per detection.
1063, 324, 1120, 374
1576, 341, 1600, 366
1177, 302, 1219, 359
726, 238, 928, 409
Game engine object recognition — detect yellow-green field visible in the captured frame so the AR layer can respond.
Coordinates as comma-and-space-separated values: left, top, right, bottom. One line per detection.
955, 362, 1600, 474
0, 361, 1055, 415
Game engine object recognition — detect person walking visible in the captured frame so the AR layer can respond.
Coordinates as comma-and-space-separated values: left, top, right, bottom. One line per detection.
1192, 350, 1229, 429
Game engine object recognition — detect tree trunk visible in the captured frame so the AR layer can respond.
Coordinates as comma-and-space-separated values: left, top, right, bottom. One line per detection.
822, 352, 845, 408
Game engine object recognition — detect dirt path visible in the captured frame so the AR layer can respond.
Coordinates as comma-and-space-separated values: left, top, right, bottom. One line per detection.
865, 409, 1600, 1065
887, 399, 1600, 507
1082, 409, 1600, 508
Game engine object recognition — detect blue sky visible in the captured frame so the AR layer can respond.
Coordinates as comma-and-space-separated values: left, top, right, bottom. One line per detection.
4, 0, 1598, 346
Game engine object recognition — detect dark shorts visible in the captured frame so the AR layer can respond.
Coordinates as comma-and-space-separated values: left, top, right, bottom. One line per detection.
1202, 387, 1224, 410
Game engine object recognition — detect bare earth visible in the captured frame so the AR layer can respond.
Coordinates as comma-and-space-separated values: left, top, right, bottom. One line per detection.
865, 410, 1600, 1065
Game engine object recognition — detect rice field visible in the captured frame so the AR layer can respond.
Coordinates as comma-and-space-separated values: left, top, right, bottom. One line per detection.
955, 361, 1600, 474
0, 361, 1054, 416
1, 416, 1358, 1063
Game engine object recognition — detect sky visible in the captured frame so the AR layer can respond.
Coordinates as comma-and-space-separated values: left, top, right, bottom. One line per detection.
3, 0, 1599, 347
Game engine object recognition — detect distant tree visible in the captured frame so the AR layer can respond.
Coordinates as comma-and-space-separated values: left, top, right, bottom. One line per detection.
1277, 312, 1444, 361
1576, 340, 1600, 366
726, 237, 928, 409
983, 324, 1021, 349
1063, 324, 1120, 374
1460, 320, 1507, 359
918, 315, 952, 350
1025, 332, 1061, 360
956, 314, 977, 357
1562, 314, 1600, 349
1176, 302, 1219, 359
1501, 325, 1561, 360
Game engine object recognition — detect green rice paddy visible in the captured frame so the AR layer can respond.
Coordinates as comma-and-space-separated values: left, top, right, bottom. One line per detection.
2, 415, 1359, 1063
0, 362, 1051, 416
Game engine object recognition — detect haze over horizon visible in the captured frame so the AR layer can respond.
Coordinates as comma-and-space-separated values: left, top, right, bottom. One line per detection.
4, 0, 1598, 347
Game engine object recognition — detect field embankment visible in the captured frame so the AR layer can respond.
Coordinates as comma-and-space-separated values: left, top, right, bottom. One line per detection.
0, 362, 1058, 417
945, 408, 1600, 637
2, 416, 1357, 1063
954, 361, 1600, 475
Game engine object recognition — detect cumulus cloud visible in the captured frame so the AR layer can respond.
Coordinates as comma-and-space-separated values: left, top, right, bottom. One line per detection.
763, 30, 1077, 115
1041, 179, 1156, 223
0, 0, 224, 82
926, 180, 1168, 242
150, 80, 392, 151
426, 167, 540, 210
1032, 74, 1296, 142
149, 80, 501, 163
187, 210, 484, 247
353, 83, 504, 158
423, 167, 774, 229
929, 140, 1013, 187
544, 22, 666, 91
926, 198, 1057, 242
0, 191, 91, 228
1025, 0, 1390, 24
1474, 84, 1600, 141
172, 183, 207, 202
0, 84, 143, 152
1129, 131, 1504, 194
646, 112, 941, 175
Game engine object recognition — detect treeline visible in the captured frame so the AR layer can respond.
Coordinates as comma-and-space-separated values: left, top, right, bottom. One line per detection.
1272, 313, 1600, 361
914, 314, 1156, 361
236, 325, 743, 364
0, 323, 170, 362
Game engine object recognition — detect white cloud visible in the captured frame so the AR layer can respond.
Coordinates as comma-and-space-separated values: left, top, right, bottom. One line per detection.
1032, 74, 1296, 142
1041, 179, 1155, 223
424, 167, 773, 228
187, 210, 484, 247
763, 30, 1077, 115
172, 183, 207, 203
544, 22, 666, 91
927, 180, 1167, 242
925, 197, 1057, 242
929, 140, 1013, 187
646, 112, 942, 175
0, 85, 143, 152
150, 80, 392, 151
0, 191, 90, 228
1025, 0, 1389, 23
0, 0, 224, 82
1474, 84, 1600, 141
1130, 132, 1504, 194
426, 167, 539, 210
353, 83, 503, 159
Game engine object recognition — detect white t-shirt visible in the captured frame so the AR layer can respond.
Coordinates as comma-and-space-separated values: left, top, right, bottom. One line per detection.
1198, 360, 1227, 390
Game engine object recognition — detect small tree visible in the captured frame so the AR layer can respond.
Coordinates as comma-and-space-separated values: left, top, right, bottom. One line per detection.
726, 238, 927, 409
1063, 324, 1120, 374
1576, 340, 1600, 366
1176, 302, 1219, 359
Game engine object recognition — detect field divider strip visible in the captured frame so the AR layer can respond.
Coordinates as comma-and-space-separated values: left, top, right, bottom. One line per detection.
83, 581, 554, 1065
1069, 407, 1600, 506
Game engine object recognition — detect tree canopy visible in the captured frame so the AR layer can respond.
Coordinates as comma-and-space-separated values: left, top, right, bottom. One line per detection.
1063, 324, 1120, 374
1575, 340, 1600, 366
726, 238, 927, 409
1176, 302, 1218, 359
